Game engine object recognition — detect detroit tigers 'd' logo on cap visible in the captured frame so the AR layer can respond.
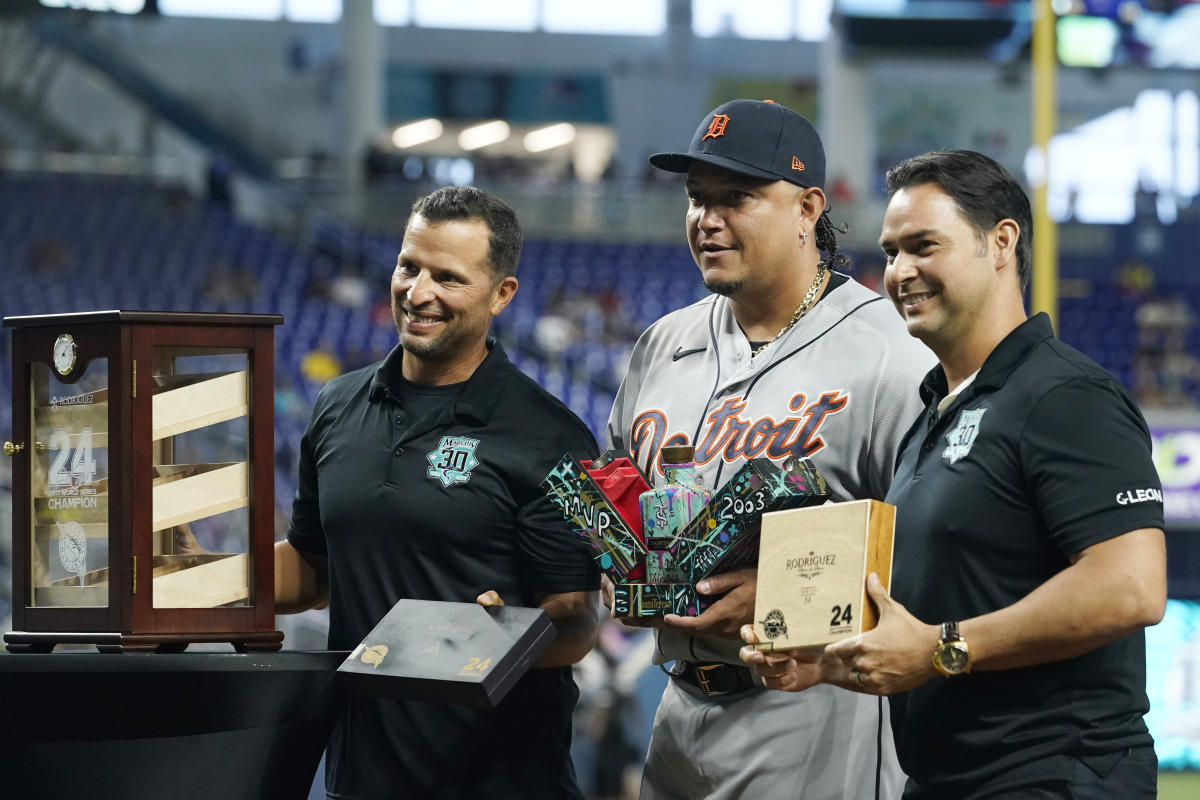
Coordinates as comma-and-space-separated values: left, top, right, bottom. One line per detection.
701, 114, 731, 141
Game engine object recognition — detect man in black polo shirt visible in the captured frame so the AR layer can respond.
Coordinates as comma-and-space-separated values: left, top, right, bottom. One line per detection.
275, 186, 602, 800
741, 150, 1166, 798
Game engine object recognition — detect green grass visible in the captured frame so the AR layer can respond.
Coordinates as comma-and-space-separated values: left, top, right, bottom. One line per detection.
1159, 771, 1200, 800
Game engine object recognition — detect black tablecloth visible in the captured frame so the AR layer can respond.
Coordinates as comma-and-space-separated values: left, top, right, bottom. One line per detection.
0, 650, 348, 800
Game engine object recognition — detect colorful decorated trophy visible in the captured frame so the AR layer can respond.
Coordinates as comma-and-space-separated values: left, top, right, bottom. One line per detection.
542, 449, 831, 619
3, 311, 283, 652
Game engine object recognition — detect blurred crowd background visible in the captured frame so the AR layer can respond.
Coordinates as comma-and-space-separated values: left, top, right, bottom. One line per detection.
0, 2, 1198, 797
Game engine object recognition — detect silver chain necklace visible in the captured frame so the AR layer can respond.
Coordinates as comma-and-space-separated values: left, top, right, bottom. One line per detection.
751, 262, 828, 358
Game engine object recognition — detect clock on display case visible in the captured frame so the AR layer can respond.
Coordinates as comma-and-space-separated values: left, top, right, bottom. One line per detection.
52, 333, 77, 376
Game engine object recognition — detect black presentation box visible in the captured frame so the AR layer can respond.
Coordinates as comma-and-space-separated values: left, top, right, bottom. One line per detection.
337, 600, 555, 708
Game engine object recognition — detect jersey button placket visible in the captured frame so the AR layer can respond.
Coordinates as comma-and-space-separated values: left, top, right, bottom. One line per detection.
385, 441, 406, 486
390, 410, 406, 456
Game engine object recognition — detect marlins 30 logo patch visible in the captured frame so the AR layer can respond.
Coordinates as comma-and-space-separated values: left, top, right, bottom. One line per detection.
426, 435, 480, 487
944, 408, 986, 464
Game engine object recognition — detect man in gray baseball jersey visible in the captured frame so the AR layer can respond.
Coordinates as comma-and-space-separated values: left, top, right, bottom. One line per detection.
607, 99, 932, 799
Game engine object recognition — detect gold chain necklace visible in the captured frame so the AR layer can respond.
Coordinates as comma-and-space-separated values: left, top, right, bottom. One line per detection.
751, 262, 828, 358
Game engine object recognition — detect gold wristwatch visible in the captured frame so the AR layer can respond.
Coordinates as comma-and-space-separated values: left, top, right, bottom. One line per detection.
931, 621, 971, 676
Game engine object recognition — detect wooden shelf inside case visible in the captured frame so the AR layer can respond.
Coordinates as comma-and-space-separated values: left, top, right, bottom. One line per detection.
151, 553, 250, 608
151, 462, 248, 532
37, 553, 250, 608
151, 371, 249, 441
32, 371, 251, 445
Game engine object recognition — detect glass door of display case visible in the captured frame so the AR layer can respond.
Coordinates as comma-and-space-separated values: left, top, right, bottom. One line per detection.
31, 356, 112, 609
6, 321, 128, 636
147, 345, 252, 610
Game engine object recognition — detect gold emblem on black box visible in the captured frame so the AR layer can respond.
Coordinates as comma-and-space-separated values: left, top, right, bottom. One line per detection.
360, 644, 389, 669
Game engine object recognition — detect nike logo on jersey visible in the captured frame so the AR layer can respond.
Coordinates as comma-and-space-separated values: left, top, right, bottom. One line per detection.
672, 346, 706, 361
629, 391, 849, 475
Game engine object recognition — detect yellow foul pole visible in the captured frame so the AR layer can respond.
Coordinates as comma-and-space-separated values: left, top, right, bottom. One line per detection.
1032, 0, 1059, 325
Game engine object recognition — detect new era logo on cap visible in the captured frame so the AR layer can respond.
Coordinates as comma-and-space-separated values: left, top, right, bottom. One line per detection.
647, 98, 826, 190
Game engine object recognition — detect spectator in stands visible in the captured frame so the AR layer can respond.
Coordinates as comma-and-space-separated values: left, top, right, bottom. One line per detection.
534, 287, 583, 362
585, 622, 646, 800
829, 173, 857, 208
1133, 291, 1200, 409
30, 236, 71, 275
328, 264, 371, 308
1115, 256, 1155, 300
369, 298, 394, 329
273, 377, 307, 478
854, 254, 887, 295
589, 689, 641, 800
163, 183, 194, 216
1136, 292, 1195, 352
304, 257, 336, 302
204, 263, 258, 305
598, 286, 639, 345
275, 377, 307, 421
299, 341, 341, 385
341, 343, 374, 373
206, 153, 235, 211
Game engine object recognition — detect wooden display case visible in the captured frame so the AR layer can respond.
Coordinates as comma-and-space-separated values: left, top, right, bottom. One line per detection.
3, 311, 284, 652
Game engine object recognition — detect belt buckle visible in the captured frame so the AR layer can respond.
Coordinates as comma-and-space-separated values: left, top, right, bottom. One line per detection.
695, 663, 727, 697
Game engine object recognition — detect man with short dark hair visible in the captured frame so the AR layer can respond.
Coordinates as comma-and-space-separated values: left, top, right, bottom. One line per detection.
742, 150, 1166, 799
608, 99, 931, 799
275, 185, 602, 799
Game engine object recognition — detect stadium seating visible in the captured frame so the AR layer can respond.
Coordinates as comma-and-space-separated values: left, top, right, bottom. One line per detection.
2, 171, 1198, 524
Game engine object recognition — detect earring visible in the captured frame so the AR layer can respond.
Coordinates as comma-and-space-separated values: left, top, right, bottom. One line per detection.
800, 231, 809, 245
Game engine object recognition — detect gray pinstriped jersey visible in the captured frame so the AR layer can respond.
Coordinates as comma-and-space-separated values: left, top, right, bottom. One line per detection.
608, 274, 934, 664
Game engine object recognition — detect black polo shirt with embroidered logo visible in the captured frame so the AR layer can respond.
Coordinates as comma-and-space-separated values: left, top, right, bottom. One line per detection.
288, 339, 599, 800
885, 313, 1164, 798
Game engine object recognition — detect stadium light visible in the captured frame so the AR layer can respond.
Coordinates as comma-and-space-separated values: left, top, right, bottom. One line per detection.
458, 121, 511, 151
523, 123, 576, 153
40, 0, 145, 11
392, 119, 444, 149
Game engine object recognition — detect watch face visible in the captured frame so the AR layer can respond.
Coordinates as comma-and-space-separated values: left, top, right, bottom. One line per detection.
938, 642, 971, 674
53, 333, 77, 376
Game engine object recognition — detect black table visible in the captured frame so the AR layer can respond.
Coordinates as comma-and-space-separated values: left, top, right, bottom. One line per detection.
0, 650, 348, 800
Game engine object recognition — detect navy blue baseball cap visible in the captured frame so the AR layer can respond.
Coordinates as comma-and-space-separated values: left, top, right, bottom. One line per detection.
649, 99, 826, 190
